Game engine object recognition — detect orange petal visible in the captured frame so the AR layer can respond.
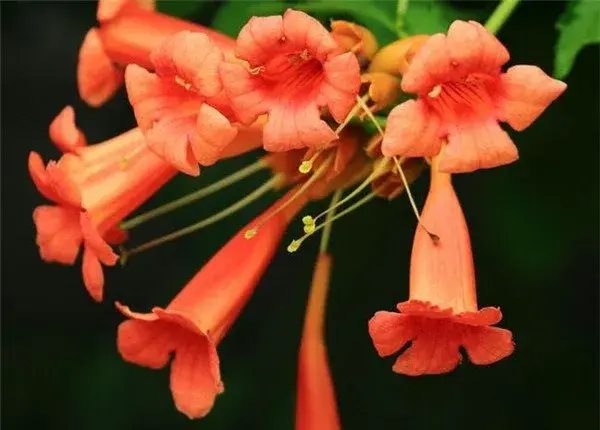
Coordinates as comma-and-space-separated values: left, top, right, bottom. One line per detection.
116, 306, 175, 369
49, 106, 87, 153
263, 105, 336, 152
391, 319, 462, 376
235, 15, 284, 65
170, 336, 223, 419
446, 20, 509, 77
29, 152, 58, 202
219, 62, 268, 125
80, 213, 118, 265
401, 33, 454, 94
189, 104, 238, 166
498, 65, 567, 131
82, 247, 104, 302
382, 99, 443, 158
97, 0, 155, 22
368, 311, 415, 357
462, 325, 515, 365
439, 118, 518, 173
77, 28, 124, 107
282, 9, 338, 61
321, 52, 361, 123
150, 31, 223, 98
33, 205, 82, 265
45, 161, 82, 208
104, 226, 129, 245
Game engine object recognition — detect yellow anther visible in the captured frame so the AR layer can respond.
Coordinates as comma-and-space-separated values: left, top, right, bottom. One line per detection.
302, 215, 315, 226
120, 158, 128, 169
244, 228, 257, 240
428, 85, 442, 98
299, 160, 313, 174
303, 223, 316, 235
287, 240, 302, 253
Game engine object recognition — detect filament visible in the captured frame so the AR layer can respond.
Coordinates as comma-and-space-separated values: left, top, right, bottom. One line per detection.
319, 188, 344, 253
288, 190, 377, 253
246, 155, 334, 239
120, 174, 283, 262
120, 159, 267, 230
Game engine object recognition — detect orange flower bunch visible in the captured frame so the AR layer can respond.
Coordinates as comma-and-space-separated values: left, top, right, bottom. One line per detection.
30, 0, 566, 424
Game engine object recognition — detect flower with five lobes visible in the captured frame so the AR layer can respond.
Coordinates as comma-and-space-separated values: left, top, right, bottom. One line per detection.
219, 9, 362, 152
368, 157, 515, 375
125, 31, 263, 176
116, 187, 311, 419
382, 20, 567, 173
78, 0, 235, 106
29, 106, 177, 301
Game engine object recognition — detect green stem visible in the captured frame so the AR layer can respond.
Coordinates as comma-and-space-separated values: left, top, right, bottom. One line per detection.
319, 189, 344, 253
484, 0, 521, 35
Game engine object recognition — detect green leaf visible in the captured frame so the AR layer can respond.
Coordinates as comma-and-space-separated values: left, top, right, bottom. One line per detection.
554, 0, 600, 79
211, 0, 287, 37
396, 0, 483, 36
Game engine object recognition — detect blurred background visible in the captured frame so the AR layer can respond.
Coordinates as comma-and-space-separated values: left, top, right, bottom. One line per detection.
1, 1, 598, 429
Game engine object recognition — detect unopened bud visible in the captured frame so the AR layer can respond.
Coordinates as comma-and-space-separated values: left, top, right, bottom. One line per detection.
360, 72, 401, 117
331, 20, 379, 65
368, 35, 430, 76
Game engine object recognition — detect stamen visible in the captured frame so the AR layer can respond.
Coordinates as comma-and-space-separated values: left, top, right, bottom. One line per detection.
308, 157, 390, 226
289, 189, 377, 253
392, 156, 439, 243
299, 150, 323, 174
246, 155, 334, 239
335, 93, 370, 135
174, 75, 192, 91
428, 85, 442, 98
120, 159, 267, 230
319, 188, 344, 253
120, 174, 283, 262
356, 95, 438, 243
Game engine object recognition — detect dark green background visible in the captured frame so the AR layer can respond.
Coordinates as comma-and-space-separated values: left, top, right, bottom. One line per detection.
2, 1, 598, 429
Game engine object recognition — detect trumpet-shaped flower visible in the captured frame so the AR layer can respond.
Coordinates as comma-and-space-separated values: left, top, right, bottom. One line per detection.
29, 106, 177, 301
78, 0, 235, 106
368, 159, 514, 375
296, 253, 340, 430
125, 31, 263, 176
382, 20, 566, 173
116, 188, 310, 419
219, 9, 361, 152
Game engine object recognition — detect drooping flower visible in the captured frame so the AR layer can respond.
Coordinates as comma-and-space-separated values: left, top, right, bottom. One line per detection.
125, 31, 263, 176
219, 9, 361, 152
116, 187, 310, 419
382, 20, 567, 173
368, 157, 514, 375
78, 0, 235, 106
29, 106, 177, 301
296, 253, 340, 430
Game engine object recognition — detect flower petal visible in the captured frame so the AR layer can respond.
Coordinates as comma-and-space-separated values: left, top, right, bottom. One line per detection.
82, 247, 104, 302
439, 118, 518, 173
29, 152, 58, 202
77, 28, 124, 107
401, 34, 453, 94
462, 325, 515, 365
498, 65, 567, 131
283, 9, 337, 61
49, 106, 87, 153
321, 52, 361, 123
170, 336, 223, 419
189, 104, 238, 166
80, 212, 118, 265
368, 311, 415, 357
33, 205, 82, 265
97, 0, 155, 22
151, 31, 223, 97
219, 62, 269, 125
392, 319, 462, 376
45, 161, 82, 208
235, 15, 284, 65
382, 99, 443, 158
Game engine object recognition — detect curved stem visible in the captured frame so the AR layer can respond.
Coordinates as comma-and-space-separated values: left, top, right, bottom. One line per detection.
485, 0, 521, 35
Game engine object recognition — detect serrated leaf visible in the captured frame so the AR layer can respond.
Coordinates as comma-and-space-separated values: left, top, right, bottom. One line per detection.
554, 0, 600, 79
396, 0, 483, 36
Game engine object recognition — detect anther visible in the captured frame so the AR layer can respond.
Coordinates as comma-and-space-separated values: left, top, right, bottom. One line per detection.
303, 223, 316, 235
244, 228, 257, 239
428, 85, 442, 98
302, 215, 315, 226
287, 240, 302, 253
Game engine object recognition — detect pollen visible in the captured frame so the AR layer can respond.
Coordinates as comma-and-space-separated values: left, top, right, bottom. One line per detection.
299, 160, 313, 174
428, 85, 442, 98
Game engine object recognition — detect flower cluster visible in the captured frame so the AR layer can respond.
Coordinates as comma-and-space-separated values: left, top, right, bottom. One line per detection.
30, 0, 565, 424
